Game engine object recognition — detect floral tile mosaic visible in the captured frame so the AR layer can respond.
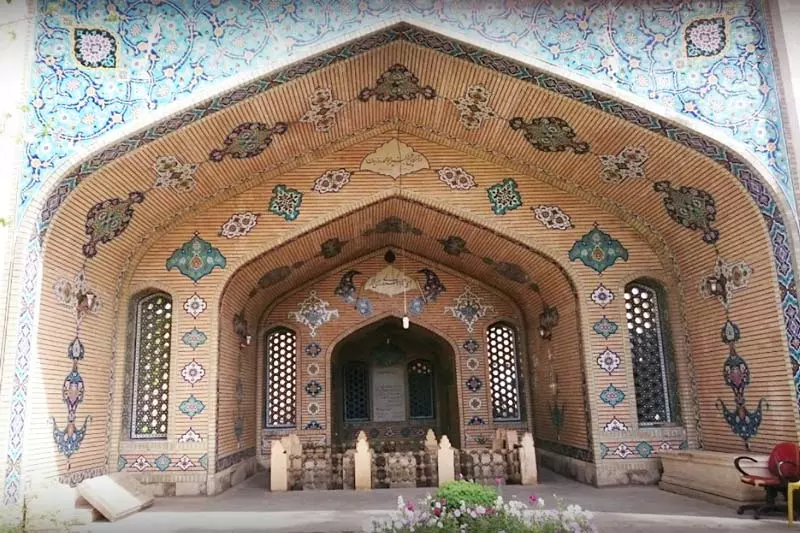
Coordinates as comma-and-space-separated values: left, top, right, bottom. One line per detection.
19, 1, 794, 220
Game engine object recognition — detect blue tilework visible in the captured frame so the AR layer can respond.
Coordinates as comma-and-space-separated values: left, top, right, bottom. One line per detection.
18, 0, 794, 218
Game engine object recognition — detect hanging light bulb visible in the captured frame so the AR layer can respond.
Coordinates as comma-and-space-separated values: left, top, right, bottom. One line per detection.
709, 277, 719, 294
402, 315, 410, 329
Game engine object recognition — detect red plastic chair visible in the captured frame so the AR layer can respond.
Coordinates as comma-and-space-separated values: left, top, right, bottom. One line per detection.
735, 442, 800, 519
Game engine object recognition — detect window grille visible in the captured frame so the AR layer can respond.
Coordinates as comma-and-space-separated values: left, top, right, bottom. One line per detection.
265, 328, 297, 427
408, 359, 434, 419
625, 282, 675, 425
343, 361, 370, 422
486, 323, 521, 421
131, 293, 172, 439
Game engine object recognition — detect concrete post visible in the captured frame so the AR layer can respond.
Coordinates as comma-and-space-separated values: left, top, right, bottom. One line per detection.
354, 430, 372, 490
270, 440, 288, 492
519, 432, 538, 485
437, 435, 455, 487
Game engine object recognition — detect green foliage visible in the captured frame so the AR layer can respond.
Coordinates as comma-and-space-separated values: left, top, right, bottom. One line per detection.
370, 514, 552, 533
367, 493, 595, 533
434, 480, 498, 508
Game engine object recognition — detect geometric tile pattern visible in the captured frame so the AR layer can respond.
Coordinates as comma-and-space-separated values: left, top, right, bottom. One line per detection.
268, 184, 304, 221
591, 284, 615, 308
452, 85, 495, 130
533, 205, 573, 230
219, 212, 260, 239
598, 146, 648, 184
82, 192, 145, 258
299, 87, 345, 132
180, 359, 206, 387
592, 316, 618, 338
131, 293, 173, 438
685, 18, 727, 58
166, 233, 227, 283
486, 323, 521, 421
153, 155, 199, 193
444, 286, 495, 334
486, 178, 522, 215
181, 328, 207, 350
265, 328, 297, 427
73, 28, 117, 69
653, 181, 719, 244
597, 348, 622, 375
209, 122, 288, 162
509, 116, 590, 154
698, 256, 754, 310
599, 384, 625, 408
179, 395, 205, 419
289, 291, 339, 337
568, 225, 629, 273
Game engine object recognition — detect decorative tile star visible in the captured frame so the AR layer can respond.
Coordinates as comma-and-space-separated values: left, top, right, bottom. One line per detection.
180, 359, 205, 386
597, 348, 621, 374
444, 286, 495, 333
289, 291, 339, 337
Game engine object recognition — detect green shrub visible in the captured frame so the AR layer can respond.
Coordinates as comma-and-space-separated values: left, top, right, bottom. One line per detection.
365, 493, 596, 533
434, 480, 498, 508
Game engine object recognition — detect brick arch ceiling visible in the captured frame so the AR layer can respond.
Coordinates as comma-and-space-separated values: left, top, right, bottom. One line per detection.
220, 195, 575, 328
39, 24, 800, 411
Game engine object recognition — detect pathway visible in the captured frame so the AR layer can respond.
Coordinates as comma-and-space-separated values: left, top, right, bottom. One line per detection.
78, 469, 793, 532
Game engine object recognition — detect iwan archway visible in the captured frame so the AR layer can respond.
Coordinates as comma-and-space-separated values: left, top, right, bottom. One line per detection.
329, 316, 462, 450
3, 23, 799, 502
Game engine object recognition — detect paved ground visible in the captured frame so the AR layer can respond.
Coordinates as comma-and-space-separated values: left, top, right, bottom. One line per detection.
78, 469, 795, 532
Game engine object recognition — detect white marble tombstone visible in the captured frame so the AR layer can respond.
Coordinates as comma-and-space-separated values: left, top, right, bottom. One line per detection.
372, 364, 406, 422
270, 440, 288, 492
354, 430, 372, 490
437, 435, 455, 487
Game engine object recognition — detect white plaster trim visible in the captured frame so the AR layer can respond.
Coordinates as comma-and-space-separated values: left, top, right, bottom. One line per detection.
0, 0, 38, 473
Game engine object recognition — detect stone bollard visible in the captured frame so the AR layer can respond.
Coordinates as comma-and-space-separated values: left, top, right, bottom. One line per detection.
354, 430, 372, 490
437, 435, 455, 487
506, 429, 519, 450
492, 428, 507, 450
424, 429, 438, 453
281, 433, 302, 458
519, 432, 538, 485
270, 439, 288, 492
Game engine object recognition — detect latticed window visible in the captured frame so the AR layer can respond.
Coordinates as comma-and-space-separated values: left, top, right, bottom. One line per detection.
131, 293, 172, 439
486, 323, 522, 421
343, 361, 370, 422
265, 328, 297, 428
408, 359, 434, 419
625, 281, 678, 426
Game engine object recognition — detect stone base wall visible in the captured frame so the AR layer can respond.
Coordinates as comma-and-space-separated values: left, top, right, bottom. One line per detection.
659, 450, 768, 507
208, 457, 262, 496
127, 472, 207, 497
539, 449, 664, 487
595, 459, 661, 486
538, 449, 597, 485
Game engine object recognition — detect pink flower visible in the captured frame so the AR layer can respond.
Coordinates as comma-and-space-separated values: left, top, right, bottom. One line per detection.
529, 494, 538, 504
406, 501, 415, 511
495, 477, 503, 486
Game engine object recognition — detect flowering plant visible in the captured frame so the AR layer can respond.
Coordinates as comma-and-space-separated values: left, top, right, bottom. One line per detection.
365, 491, 596, 533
